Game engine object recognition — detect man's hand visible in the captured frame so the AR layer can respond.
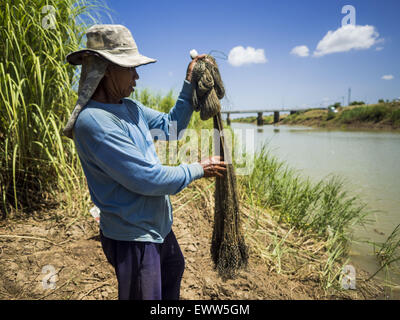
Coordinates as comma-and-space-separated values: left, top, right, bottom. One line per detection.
186, 54, 207, 82
199, 156, 227, 178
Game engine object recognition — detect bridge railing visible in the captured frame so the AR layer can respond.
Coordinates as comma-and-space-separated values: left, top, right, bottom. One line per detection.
220, 106, 328, 113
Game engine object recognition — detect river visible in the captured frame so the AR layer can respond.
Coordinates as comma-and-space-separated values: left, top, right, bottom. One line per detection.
231, 122, 400, 298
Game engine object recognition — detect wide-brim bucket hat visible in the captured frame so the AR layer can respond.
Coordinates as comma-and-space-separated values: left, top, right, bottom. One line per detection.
66, 24, 157, 68
63, 24, 157, 139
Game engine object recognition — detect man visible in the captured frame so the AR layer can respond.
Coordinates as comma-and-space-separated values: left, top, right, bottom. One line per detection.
63, 25, 226, 300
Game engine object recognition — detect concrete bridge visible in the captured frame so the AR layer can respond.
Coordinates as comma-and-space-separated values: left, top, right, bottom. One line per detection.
221, 107, 326, 125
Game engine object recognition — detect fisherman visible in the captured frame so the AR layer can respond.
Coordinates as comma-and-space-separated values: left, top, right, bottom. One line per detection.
63, 24, 227, 300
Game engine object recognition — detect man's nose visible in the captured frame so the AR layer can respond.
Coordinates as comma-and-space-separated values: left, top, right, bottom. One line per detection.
132, 68, 139, 80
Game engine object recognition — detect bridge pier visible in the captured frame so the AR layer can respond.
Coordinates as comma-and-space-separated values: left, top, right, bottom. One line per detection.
226, 112, 231, 126
274, 111, 280, 123
257, 112, 263, 126
221, 108, 321, 123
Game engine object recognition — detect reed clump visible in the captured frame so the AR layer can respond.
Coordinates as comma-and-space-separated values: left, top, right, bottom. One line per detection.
237, 145, 370, 288
369, 223, 400, 282
0, 0, 104, 217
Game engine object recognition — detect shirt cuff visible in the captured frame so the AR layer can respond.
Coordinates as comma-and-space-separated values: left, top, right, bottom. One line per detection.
180, 80, 193, 101
186, 162, 204, 181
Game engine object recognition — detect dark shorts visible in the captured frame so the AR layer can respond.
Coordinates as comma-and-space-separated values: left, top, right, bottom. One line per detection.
100, 229, 185, 300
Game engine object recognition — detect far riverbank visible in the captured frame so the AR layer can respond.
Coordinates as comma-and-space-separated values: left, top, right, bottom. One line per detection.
231, 101, 400, 132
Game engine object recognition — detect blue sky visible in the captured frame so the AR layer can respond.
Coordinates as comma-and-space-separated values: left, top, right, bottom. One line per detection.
95, 0, 400, 111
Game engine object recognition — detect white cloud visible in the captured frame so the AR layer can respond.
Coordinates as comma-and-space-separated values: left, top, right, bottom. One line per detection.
313, 25, 380, 57
382, 75, 394, 80
290, 45, 310, 57
228, 46, 267, 67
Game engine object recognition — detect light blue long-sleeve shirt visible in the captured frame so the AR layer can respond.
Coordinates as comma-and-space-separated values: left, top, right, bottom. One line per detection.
73, 80, 204, 243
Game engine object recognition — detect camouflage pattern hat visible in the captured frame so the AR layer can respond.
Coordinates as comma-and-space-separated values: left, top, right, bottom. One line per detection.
63, 25, 156, 139
66, 24, 157, 67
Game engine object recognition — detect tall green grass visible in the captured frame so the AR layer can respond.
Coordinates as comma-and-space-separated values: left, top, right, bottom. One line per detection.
237, 146, 370, 288
239, 146, 368, 238
0, 0, 105, 217
370, 223, 400, 281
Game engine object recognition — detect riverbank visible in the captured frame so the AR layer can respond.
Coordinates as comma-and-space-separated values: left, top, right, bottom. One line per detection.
0, 179, 384, 300
233, 102, 400, 131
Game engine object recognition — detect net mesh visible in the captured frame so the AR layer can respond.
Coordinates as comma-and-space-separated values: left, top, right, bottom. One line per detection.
191, 55, 249, 279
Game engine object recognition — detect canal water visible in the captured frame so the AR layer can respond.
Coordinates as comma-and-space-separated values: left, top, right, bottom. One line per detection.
231, 122, 400, 297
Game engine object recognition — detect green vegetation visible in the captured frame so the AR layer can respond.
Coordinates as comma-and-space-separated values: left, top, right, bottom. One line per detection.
281, 109, 326, 124
370, 223, 400, 282
231, 115, 274, 124
240, 146, 368, 239
237, 146, 370, 288
133, 88, 176, 114
0, 0, 105, 217
282, 102, 400, 128
339, 103, 400, 126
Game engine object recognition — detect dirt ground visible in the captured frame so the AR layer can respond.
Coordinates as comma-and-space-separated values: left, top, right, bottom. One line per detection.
0, 183, 385, 300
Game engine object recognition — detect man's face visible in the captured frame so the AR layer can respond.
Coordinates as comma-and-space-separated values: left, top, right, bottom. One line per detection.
104, 64, 139, 98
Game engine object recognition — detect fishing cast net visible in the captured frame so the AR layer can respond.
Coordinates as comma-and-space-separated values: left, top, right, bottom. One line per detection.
191, 54, 249, 279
